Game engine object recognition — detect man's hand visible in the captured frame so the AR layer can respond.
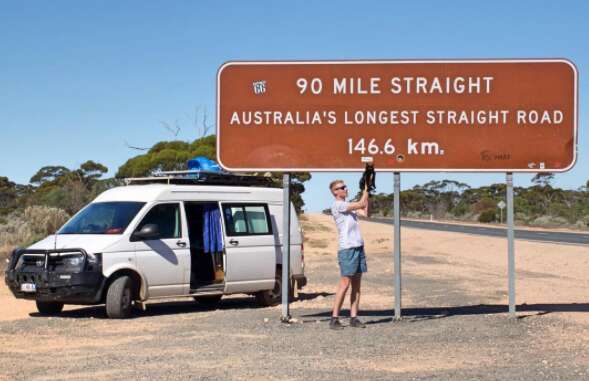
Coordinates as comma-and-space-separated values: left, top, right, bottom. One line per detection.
346, 187, 369, 213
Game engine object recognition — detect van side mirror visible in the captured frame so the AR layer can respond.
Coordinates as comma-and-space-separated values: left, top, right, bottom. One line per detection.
132, 224, 160, 241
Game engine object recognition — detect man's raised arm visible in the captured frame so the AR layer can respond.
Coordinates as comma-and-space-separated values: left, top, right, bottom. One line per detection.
346, 186, 369, 215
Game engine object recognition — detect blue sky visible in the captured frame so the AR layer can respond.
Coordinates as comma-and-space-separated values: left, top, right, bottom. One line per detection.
1, 1, 587, 212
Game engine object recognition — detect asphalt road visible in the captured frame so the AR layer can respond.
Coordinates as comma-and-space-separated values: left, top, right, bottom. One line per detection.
370, 217, 589, 246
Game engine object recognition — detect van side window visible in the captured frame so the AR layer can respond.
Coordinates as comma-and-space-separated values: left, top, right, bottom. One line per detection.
244, 206, 269, 233
223, 204, 271, 236
227, 206, 247, 233
135, 203, 181, 239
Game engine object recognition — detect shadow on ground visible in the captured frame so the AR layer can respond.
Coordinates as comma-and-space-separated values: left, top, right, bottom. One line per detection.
297, 291, 334, 301
302, 303, 589, 323
29, 292, 332, 319
29, 296, 261, 319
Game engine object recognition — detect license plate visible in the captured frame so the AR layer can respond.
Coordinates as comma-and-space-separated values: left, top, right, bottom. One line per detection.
20, 283, 36, 293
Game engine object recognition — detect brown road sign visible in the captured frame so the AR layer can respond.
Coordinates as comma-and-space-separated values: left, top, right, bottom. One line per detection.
217, 59, 577, 172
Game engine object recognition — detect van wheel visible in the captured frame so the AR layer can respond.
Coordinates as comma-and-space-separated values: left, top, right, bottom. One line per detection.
36, 301, 64, 315
255, 273, 294, 307
106, 275, 133, 319
194, 295, 222, 308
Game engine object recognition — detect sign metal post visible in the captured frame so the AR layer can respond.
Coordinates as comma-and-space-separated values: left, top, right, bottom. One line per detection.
393, 172, 402, 320
506, 173, 516, 317
281, 173, 292, 322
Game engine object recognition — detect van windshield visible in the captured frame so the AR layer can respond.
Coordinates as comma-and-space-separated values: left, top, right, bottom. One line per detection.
59, 202, 145, 235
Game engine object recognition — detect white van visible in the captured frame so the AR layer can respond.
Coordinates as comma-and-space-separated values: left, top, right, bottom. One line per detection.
5, 174, 306, 318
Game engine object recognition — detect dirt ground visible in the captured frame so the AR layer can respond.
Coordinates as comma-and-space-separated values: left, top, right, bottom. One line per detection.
1, 213, 588, 380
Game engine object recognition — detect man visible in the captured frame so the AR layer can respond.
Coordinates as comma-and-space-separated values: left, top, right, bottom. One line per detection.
328, 179, 369, 329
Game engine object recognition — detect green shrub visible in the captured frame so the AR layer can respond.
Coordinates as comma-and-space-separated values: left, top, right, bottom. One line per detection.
406, 211, 425, 219
451, 203, 469, 216
530, 215, 569, 228
478, 209, 496, 223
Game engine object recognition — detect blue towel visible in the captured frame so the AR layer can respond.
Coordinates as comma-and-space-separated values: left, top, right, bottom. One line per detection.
203, 204, 224, 253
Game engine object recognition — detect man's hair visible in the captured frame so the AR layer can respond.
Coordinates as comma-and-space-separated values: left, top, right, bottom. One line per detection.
329, 180, 344, 191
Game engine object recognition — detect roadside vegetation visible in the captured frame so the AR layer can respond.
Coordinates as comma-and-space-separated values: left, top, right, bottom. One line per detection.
0, 135, 311, 269
355, 175, 589, 230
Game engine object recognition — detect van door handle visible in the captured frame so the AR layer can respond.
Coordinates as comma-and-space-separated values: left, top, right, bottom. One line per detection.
176, 240, 187, 247
229, 239, 239, 246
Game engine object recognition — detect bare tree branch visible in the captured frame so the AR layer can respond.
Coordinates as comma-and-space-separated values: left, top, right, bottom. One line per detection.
193, 106, 200, 137
124, 106, 211, 153
190, 106, 215, 138
124, 140, 149, 151
174, 120, 181, 137
202, 107, 215, 137
202, 108, 209, 137
160, 121, 180, 137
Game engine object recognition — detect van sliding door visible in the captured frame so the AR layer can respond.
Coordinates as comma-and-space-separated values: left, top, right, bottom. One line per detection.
220, 203, 276, 293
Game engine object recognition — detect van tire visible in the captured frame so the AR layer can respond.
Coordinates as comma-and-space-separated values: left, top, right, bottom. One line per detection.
106, 275, 133, 319
36, 301, 64, 315
255, 273, 294, 307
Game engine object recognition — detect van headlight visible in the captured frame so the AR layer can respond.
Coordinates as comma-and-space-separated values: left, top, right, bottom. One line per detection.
65, 256, 83, 267
57, 254, 85, 272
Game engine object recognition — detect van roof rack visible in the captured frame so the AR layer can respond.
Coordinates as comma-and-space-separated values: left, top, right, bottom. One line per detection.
124, 170, 280, 188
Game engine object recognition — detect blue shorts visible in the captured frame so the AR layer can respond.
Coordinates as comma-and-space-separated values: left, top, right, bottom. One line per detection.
337, 246, 367, 277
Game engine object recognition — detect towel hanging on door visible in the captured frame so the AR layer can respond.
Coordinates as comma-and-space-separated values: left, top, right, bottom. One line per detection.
203, 204, 224, 253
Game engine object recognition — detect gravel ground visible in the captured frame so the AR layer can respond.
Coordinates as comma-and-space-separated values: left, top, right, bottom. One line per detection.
1, 252, 588, 381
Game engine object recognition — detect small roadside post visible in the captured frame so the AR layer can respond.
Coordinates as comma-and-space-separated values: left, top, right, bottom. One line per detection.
281, 173, 291, 322
498, 200, 506, 224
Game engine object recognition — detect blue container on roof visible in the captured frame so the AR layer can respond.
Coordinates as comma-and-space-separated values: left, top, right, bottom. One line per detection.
187, 156, 223, 173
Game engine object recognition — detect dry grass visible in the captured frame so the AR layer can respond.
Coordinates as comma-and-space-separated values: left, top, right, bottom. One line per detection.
305, 239, 329, 249
300, 218, 331, 233
0, 206, 70, 274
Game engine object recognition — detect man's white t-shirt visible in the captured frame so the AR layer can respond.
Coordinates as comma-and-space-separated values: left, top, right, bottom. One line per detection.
331, 200, 364, 250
